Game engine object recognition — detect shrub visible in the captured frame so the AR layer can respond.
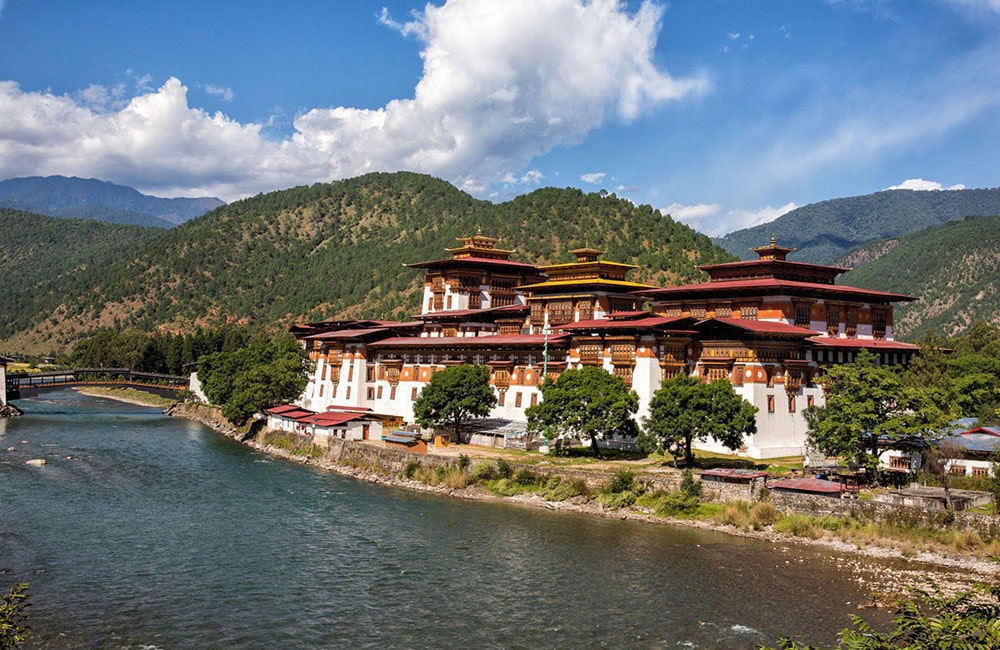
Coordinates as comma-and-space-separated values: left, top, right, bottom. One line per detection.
680, 469, 702, 500
537, 475, 587, 501
749, 501, 780, 528
494, 458, 512, 480
513, 467, 537, 486
602, 469, 641, 495
470, 460, 497, 482
457, 454, 470, 471
639, 489, 701, 517
442, 466, 469, 489
598, 490, 639, 509
403, 459, 421, 479
775, 514, 822, 539
487, 478, 525, 497
717, 503, 751, 529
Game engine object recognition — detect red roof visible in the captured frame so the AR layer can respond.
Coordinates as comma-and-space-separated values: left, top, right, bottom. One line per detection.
696, 317, 817, 336
405, 256, 540, 271
265, 405, 368, 426
700, 468, 770, 481
370, 333, 569, 348
635, 278, 915, 302
767, 478, 845, 494
808, 337, 919, 351
699, 258, 852, 274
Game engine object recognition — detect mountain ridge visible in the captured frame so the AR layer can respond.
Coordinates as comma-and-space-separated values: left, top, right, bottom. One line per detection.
715, 187, 1000, 264
0, 175, 225, 228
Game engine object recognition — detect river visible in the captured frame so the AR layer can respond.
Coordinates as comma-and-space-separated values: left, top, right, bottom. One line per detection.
1, 390, 896, 649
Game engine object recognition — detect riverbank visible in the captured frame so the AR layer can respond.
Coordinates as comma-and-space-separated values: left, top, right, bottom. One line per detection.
73, 386, 177, 408
165, 402, 999, 595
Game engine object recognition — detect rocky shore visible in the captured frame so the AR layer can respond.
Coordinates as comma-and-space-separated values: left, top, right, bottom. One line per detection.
162, 401, 999, 596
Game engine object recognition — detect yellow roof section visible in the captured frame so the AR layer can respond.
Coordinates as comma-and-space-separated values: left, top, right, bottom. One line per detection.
518, 278, 654, 290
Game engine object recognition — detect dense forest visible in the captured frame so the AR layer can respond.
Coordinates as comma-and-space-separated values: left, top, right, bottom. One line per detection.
1, 172, 733, 353
839, 215, 1000, 338
716, 187, 1000, 263
0, 175, 224, 227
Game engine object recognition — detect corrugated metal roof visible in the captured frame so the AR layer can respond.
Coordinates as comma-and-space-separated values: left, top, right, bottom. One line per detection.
767, 478, 845, 494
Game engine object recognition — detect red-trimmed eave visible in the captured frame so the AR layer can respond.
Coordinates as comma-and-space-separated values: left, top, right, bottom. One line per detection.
807, 337, 919, 351
767, 478, 845, 494
303, 323, 423, 341
265, 404, 303, 415
556, 315, 694, 333
369, 333, 570, 349
698, 258, 852, 275
415, 304, 529, 321
633, 278, 916, 303
405, 256, 542, 272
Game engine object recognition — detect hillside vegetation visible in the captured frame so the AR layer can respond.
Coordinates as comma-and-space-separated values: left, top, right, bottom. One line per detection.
840, 215, 1000, 338
717, 188, 1000, 263
0, 208, 162, 349
0, 175, 224, 227
1, 172, 733, 353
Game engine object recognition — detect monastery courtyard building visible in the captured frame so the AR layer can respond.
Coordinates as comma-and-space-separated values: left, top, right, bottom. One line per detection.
292, 233, 917, 459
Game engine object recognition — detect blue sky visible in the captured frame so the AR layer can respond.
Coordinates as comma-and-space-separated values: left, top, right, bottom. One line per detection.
1, 0, 998, 235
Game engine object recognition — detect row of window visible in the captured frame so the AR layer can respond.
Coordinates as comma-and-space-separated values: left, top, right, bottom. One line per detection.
766, 393, 815, 414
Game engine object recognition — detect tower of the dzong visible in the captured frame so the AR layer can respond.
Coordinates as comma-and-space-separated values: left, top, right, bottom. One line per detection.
404, 230, 543, 316
518, 246, 654, 332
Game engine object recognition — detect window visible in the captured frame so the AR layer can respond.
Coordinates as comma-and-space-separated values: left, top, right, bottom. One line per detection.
530, 393, 538, 407
411, 387, 418, 401
807, 395, 814, 409
577, 300, 594, 321
367, 387, 375, 400
497, 391, 505, 407
972, 466, 990, 478
377, 386, 383, 399
319, 384, 324, 397
366, 366, 375, 382
390, 386, 397, 400
515, 392, 522, 408
948, 465, 966, 476
826, 305, 840, 336
549, 301, 574, 324
740, 304, 758, 320
346, 387, 351, 400
348, 363, 354, 381
889, 456, 911, 470
872, 310, 887, 339
767, 395, 775, 413
788, 396, 795, 412
794, 303, 811, 327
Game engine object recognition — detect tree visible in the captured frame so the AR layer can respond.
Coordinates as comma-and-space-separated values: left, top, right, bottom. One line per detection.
198, 332, 309, 425
525, 366, 638, 458
0, 583, 29, 650
412, 364, 496, 443
764, 581, 1000, 649
638, 374, 757, 467
805, 350, 950, 470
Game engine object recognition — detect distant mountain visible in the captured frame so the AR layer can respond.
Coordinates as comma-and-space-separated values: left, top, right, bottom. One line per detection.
716, 188, 1000, 264
0, 176, 225, 228
0, 172, 734, 353
0, 208, 163, 351
838, 215, 1000, 338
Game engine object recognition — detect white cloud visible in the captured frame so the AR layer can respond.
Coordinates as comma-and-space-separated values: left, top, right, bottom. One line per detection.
710, 202, 797, 237
0, 0, 708, 200
886, 178, 966, 191
203, 84, 235, 102
942, 0, 1000, 15
661, 202, 720, 229
580, 172, 606, 184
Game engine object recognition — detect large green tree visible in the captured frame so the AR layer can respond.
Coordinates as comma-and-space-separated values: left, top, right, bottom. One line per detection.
805, 349, 951, 469
198, 332, 309, 425
412, 364, 496, 443
638, 374, 757, 467
525, 366, 638, 457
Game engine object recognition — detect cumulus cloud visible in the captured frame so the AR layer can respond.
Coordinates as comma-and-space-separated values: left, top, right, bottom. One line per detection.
886, 178, 966, 191
580, 172, 606, 184
660, 202, 720, 229
0, 0, 707, 200
717, 202, 797, 236
203, 84, 235, 102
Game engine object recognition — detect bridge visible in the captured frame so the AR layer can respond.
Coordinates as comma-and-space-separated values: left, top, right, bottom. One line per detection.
7, 368, 189, 399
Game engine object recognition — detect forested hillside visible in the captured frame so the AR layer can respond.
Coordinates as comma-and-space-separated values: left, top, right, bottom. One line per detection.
1, 172, 733, 353
839, 215, 1000, 338
717, 188, 1000, 263
0, 175, 224, 227
0, 209, 163, 350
